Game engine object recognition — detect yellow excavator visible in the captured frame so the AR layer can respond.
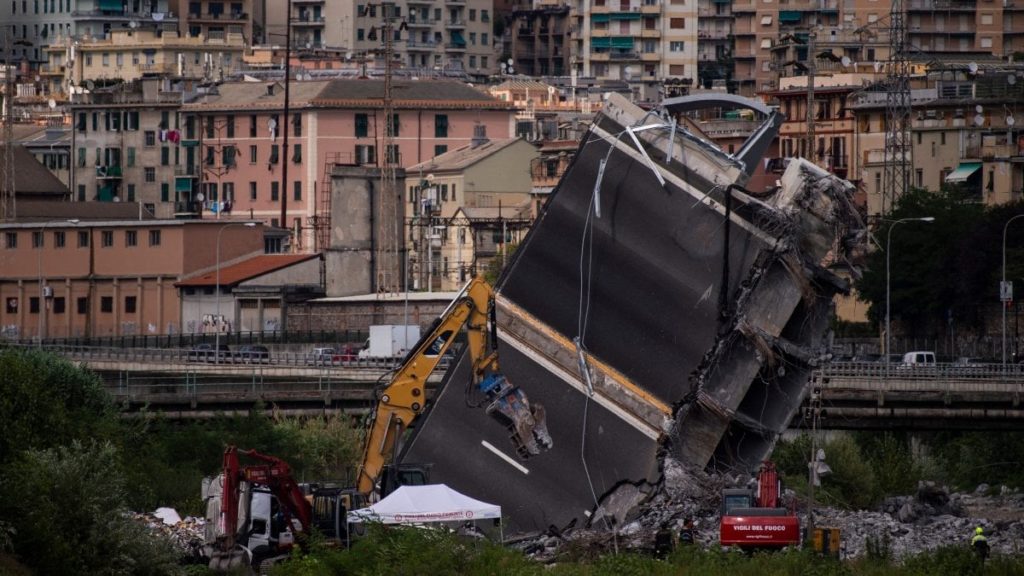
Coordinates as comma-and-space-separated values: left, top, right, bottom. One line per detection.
356, 275, 553, 497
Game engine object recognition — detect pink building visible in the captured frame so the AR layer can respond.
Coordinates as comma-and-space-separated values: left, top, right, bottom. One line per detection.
180, 79, 516, 251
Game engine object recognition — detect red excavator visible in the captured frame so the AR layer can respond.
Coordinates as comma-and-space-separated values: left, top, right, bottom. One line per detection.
205, 446, 352, 571
719, 461, 801, 549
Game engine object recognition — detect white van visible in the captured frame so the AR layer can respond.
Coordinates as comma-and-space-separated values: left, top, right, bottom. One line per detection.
901, 351, 936, 367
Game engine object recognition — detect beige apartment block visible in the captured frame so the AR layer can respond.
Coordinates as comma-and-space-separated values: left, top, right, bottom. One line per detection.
0, 0, 179, 66
42, 28, 245, 100
578, 0, 699, 101
176, 0, 255, 43
853, 65, 1024, 218
403, 137, 538, 290
257, 0, 497, 77
69, 77, 188, 216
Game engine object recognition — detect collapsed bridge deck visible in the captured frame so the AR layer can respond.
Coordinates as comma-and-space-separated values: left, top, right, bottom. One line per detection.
402, 93, 865, 534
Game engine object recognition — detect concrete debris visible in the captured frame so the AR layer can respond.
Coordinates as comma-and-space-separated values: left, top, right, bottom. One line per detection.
131, 510, 207, 562
513, 476, 1024, 562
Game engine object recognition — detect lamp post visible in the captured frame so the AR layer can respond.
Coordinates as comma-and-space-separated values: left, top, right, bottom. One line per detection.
215, 222, 256, 363
885, 217, 934, 375
1001, 214, 1024, 366
37, 218, 79, 346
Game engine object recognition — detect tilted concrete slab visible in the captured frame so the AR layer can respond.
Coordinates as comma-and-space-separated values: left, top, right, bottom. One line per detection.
401, 93, 865, 533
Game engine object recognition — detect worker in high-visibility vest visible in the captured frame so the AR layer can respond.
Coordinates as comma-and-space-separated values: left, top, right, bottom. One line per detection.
971, 526, 989, 563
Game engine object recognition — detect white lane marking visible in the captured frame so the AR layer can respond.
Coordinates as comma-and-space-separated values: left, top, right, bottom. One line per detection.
481, 441, 529, 475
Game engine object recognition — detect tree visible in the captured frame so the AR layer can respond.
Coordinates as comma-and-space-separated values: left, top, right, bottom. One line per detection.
0, 440, 179, 575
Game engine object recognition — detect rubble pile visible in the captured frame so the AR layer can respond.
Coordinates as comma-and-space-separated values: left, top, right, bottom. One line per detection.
130, 508, 207, 562
514, 462, 1024, 562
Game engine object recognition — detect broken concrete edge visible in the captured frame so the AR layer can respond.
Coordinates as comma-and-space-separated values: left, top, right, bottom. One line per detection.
675, 161, 866, 473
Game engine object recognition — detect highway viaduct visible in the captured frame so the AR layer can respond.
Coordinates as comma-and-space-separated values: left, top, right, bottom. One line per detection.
14, 345, 1024, 429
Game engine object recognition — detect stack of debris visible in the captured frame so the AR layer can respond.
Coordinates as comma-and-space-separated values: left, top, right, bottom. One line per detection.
515, 471, 1024, 562
130, 508, 207, 563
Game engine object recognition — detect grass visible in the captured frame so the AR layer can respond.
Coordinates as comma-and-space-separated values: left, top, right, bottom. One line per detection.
263, 526, 1024, 576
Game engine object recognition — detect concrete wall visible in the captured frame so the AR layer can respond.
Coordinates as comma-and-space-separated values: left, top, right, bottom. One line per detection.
286, 297, 453, 333
326, 167, 384, 297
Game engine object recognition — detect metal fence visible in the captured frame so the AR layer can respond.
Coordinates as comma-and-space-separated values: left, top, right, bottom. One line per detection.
4, 329, 370, 351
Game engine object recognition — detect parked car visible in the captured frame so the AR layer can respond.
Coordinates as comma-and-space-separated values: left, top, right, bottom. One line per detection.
308, 347, 340, 366
187, 343, 234, 363
237, 345, 271, 363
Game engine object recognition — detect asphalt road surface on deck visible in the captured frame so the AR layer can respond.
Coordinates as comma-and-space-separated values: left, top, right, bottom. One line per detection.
401, 344, 660, 534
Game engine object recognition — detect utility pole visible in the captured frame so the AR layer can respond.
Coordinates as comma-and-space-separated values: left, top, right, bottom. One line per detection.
805, 31, 816, 166
281, 0, 292, 248
1, 33, 16, 221
377, 1, 400, 294
883, 0, 912, 215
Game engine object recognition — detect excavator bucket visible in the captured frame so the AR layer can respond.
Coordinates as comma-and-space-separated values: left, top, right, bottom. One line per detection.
480, 374, 553, 459
208, 545, 249, 572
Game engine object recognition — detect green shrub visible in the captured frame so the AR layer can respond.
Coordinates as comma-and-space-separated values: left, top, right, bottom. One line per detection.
0, 440, 179, 575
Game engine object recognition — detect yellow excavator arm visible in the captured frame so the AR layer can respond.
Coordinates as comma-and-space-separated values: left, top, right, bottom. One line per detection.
356, 276, 504, 495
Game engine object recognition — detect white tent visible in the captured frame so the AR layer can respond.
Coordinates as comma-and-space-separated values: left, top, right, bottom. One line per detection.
347, 484, 501, 526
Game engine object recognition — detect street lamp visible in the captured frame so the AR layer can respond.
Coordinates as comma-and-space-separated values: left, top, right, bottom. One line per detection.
1001, 214, 1024, 366
37, 218, 80, 346
215, 222, 257, 363
885, 217, 935, 374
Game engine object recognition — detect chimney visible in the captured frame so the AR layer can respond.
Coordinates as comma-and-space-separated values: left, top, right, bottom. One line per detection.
471, 124, 488, 148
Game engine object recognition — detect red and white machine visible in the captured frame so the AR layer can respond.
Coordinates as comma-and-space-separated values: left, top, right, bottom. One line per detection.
719, 461, 801, 549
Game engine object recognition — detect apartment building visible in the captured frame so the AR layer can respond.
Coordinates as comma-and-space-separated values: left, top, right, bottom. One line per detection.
733, 0, 896, 96
0, 206, 263, 339
42, 28, 246, 101
907, 0, 1024, 55
761, 72, 877, 185
180, 78, 517, 251
853, 62, 1024, 217
404, 137, 537, 290
176, 0, 254, 43
510, 2, 573, 77
573, 0, 698, 101
0, 0, 179, 66
69, 77, 188, 216
256, 0, 497, 77
696, 0, 731, 89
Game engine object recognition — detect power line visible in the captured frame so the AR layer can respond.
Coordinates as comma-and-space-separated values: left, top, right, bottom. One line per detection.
883, 0, 913, 215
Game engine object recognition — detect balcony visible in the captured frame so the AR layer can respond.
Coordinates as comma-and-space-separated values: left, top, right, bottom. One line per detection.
174, 201, 202, 216
445, 42, 468, 51
609, 51, 639, 60
40, 64, 66, 76
407, 0, 433, 5
175, 164, 201, 177
640, 52, 661, 61
95, 165, 123, 179
640, 28, 661, 38
590, 52, 610, 61
447, 18, 467, 28
140, 62, 177, 75
72, 9, 178, 21
640, 3, 660, 12
406, 17, 437, 27
407, 40, 439, 51
188, 11, 246, 22
292, 15, 326, 26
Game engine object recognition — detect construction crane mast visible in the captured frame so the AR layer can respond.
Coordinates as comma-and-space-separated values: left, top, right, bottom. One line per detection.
883, 0, 912, 215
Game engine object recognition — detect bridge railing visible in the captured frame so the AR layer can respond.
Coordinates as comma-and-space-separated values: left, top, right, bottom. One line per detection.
3, 329, 371, 350
823, 361, 1024, 382
6, 343, 455, 371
